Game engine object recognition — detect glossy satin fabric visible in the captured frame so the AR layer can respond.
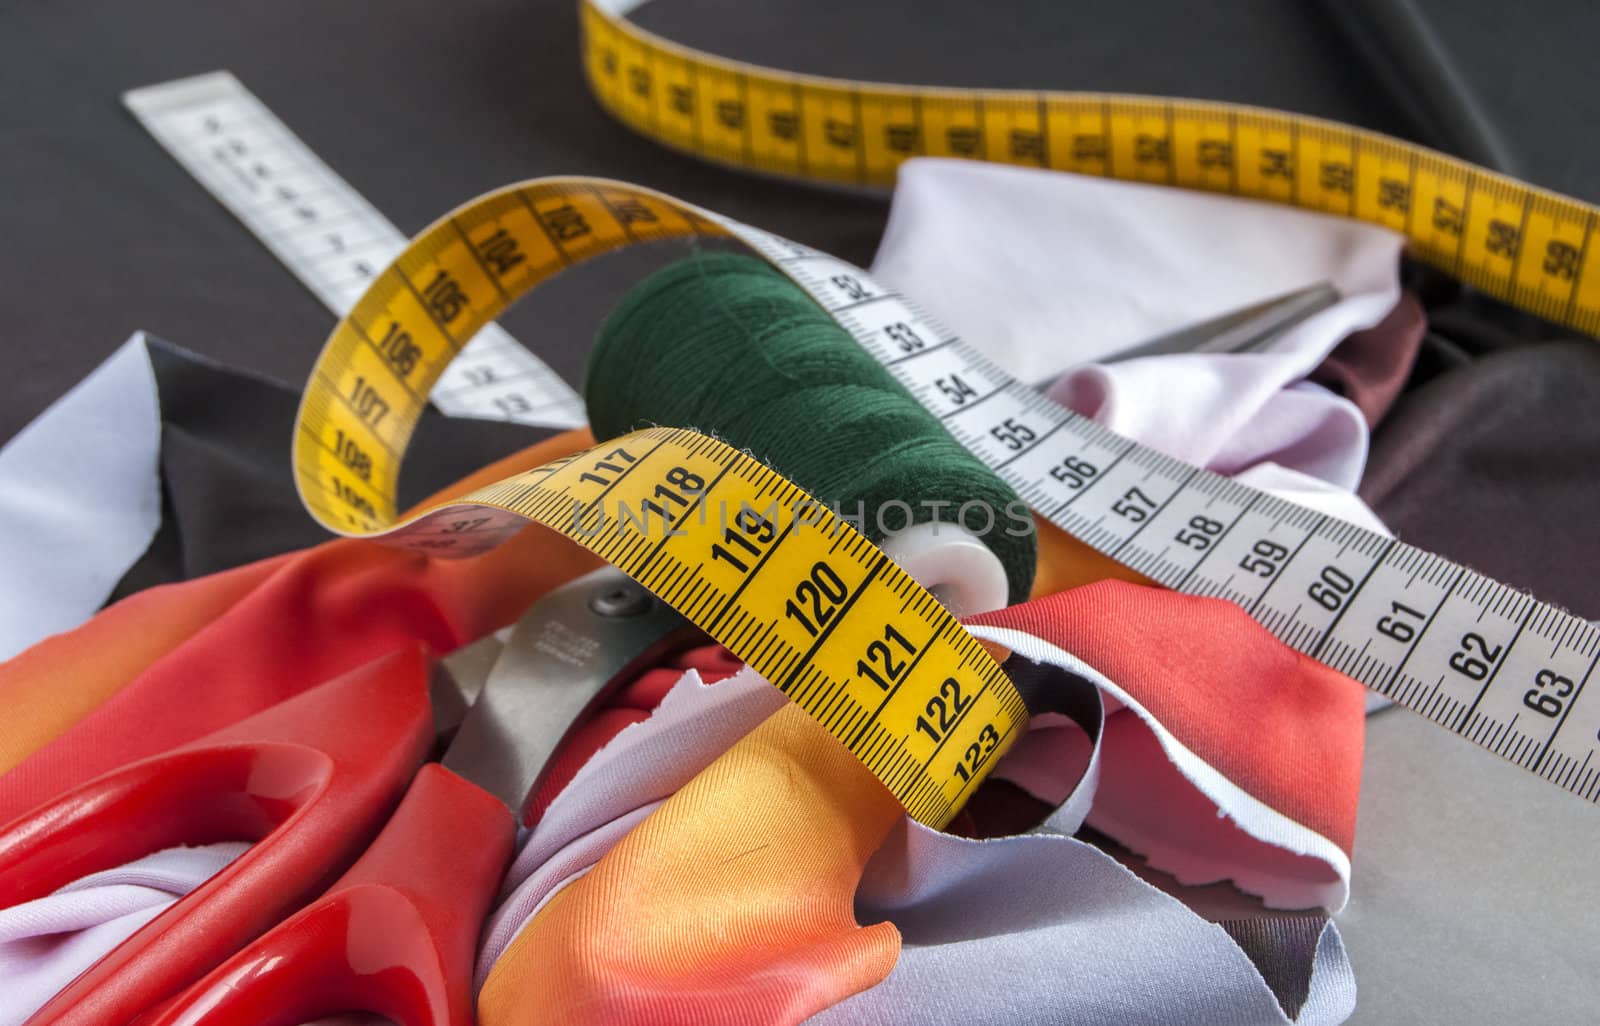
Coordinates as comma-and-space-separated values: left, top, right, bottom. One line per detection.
0, 843, 248, 1026
477, 580, 1365, 1025
480, 701, 905, 1026
1361, 333, 1600, 619
0, 647, 747, 1023
1308, 292, 1427, 429
0, 573, 1364, 1025
869, 158, 1401, 525
0, 428, 604, 822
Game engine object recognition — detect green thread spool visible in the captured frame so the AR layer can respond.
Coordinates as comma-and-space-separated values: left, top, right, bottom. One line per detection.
585, 251, 1036, 606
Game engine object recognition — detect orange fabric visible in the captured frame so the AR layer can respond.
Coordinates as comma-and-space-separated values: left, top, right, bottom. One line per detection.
469, 509, 1155, 1025
0, 441, 1093, 780
478, 703, 903, 1026
477, 578, 1366, 1023
0, 429, 602, 824
1028, 514, 1153, 599
0, 555, 289, 776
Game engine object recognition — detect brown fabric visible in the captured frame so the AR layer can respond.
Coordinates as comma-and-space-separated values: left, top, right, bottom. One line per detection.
1310, 292, 1427, 428
1359, 336, 1600, 619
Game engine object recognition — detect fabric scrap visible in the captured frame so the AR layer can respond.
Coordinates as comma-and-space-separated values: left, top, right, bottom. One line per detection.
0, 843, 247, 1026
0, 429, 604, 822
1361, 337, 1600, 619
1307, 292, 1427, 428
0, 581, 1362, 1025
478, 702, 904, 1026
870, 158, 1401, 493
477, 582, 1363, 1024
115, 336, 555, 598
0, 334, 162, 663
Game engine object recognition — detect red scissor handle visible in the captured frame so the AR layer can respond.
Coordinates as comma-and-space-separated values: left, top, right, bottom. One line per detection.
145, 763, 516, 1026
0, 643, 436, 1026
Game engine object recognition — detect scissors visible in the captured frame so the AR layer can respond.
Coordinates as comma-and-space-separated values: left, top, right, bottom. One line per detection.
1033, 281, 1341, 389
0, 567, 696, 1026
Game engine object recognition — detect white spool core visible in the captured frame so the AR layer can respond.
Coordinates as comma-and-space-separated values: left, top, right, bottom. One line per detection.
877, 522, 1010, 617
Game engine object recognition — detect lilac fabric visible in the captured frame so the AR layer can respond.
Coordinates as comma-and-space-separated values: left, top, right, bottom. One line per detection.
0, 334, 162, 662
869, 158, 1403, 511
820, 820, 1354, 1026
478, 629, 1356, 1025
0, 842, 246, 1026
0, 838, 407, 1026
0, 639, 1357, 1026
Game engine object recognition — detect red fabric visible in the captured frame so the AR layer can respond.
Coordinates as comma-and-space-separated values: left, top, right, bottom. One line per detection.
0, 431, 604, 826
968, 579, 1366, 854
524, 644, 743, 823
478, 580, 1367, 1022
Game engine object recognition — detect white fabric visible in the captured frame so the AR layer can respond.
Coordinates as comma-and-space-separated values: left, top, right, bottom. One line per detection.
978, 626, 1350, 912
872, 159, 1397, 712
0, 843, 246, 1026
0, 630, 1355, 1024
478, 666, 787, 982
478, 634, 1355, 1023
0, 334, 163, 662
869, 158, 1404, 493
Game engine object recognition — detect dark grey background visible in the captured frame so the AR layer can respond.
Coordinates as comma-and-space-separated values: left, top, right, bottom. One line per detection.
4, 1, 1599, 1022
5, 0, 1598, 445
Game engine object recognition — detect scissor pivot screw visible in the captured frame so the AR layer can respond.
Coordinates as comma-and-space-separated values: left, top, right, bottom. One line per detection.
589, 583, 653, 618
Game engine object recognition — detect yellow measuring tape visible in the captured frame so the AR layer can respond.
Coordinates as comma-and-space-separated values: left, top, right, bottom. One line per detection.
293, 180, 1025, 828
579, 0, 1600, 338
296, 5, 1600, 828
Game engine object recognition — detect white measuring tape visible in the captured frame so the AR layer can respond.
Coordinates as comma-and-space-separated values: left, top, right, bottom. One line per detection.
123, 72, 586, 431
726, 227, 1600, 797
127, 72, 1600, 805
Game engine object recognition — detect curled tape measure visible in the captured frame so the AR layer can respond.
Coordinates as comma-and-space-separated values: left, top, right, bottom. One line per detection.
297, 177, 1600, 815
299, 212, 1028, 829
301, 422, 1025, 829
270, 0, 1600, 822
582, 0, 1600, 339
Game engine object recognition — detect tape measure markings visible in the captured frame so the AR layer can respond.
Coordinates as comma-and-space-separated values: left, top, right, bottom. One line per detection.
280, 171, 1600, 813
529, 425, 1013, 813
125, 58, 1600, 809
580, 0, 1600, 339
723, 216, 1600, 800
394, 420, 1024, 824
124, 72, 586, 430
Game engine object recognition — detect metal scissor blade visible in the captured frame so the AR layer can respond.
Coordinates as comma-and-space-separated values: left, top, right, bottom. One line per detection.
440, 566, 699, 820
1032, 281, 1341, 391
138, 569, 703, 1026
431, 634, 503, 743
1102, 281, 1341, 363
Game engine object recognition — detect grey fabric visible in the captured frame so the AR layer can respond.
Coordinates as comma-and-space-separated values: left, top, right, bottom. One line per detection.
1360, 337, 1600, 619
820, 823, 1356, 1026
811, 645, 1356, 1026
4, 3, 1598, 1023
1340, 703, 1600, 1026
